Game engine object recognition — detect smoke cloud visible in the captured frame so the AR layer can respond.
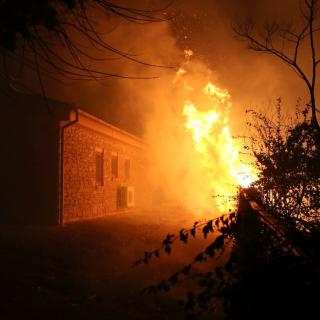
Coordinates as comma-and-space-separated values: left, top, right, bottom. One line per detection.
44, 1, 309, 216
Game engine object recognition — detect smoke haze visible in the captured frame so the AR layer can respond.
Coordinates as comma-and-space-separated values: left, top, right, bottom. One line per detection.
42, 0, 310, 215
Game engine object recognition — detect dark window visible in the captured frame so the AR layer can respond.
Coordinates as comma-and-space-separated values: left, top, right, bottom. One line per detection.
125, 159, 130, 179
96, 151, 104, 186
111, 154, 118, 178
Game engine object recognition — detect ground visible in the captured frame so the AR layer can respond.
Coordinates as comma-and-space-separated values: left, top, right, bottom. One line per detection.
0, 207, 225, 320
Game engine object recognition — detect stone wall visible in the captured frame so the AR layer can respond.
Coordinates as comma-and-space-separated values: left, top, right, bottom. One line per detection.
63, 123, 146, 222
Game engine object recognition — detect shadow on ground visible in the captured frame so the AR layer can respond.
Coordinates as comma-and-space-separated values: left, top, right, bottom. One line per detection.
0, 207, 224, 320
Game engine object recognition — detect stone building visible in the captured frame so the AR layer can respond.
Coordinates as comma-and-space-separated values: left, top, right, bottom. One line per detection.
0, 93, 146, 225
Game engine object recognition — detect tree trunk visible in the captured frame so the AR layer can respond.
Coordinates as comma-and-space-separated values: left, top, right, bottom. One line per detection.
310, 89, 319, 130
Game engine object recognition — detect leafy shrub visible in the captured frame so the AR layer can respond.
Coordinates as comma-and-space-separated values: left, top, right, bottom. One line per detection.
138, 101, 320, 319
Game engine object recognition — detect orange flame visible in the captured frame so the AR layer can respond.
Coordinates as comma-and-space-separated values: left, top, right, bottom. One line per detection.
183, 82, 257, 212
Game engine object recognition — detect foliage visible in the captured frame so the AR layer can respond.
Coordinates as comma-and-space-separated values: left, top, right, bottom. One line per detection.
247, 101, 320, 242
137, 196, 319, 319
137, 102, 320, 319
135, 211, 238, 317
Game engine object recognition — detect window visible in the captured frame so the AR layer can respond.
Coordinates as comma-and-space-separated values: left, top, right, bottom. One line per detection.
125, 159, 130, 179
111, 154, 118, 178
95, 150, 104, 186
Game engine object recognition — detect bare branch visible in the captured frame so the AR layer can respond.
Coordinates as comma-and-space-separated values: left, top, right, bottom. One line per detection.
233, 0, 320, 128
0, 0, 176, 94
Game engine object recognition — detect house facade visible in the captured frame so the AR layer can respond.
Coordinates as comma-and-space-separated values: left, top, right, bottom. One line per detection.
61, 109, 146, 223
0, 93, 146, 225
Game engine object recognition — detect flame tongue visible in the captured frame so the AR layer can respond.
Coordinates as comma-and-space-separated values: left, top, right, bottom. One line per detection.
183, 82, 257, 212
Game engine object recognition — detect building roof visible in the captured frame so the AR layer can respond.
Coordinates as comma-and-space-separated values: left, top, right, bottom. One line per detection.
66, 108, 145, 149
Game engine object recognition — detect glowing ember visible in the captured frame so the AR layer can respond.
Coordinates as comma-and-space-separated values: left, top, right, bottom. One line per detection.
183, 82, 257, 212
184, 49, 194, 58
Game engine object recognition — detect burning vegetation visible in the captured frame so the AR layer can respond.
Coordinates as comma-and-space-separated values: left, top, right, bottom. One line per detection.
145, 57, 257, 215
183, 81, 257, 211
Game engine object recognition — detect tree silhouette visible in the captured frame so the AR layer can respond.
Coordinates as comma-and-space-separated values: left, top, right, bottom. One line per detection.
0, 0, 174, 94
246, 102, 320, 233
233, 0, 320, 129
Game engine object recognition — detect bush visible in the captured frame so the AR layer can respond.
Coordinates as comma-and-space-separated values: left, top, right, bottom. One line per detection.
247, 101, 320, 234
139, 101, 320, 319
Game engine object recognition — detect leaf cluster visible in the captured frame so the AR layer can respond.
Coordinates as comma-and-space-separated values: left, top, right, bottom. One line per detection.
246, 101, 320, 238
138, 212, 238, 316
135, 212, 236, 267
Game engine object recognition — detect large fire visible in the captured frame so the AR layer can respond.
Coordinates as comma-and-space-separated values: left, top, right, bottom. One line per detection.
182, 82, 257, 212
144, 60, 257, 216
